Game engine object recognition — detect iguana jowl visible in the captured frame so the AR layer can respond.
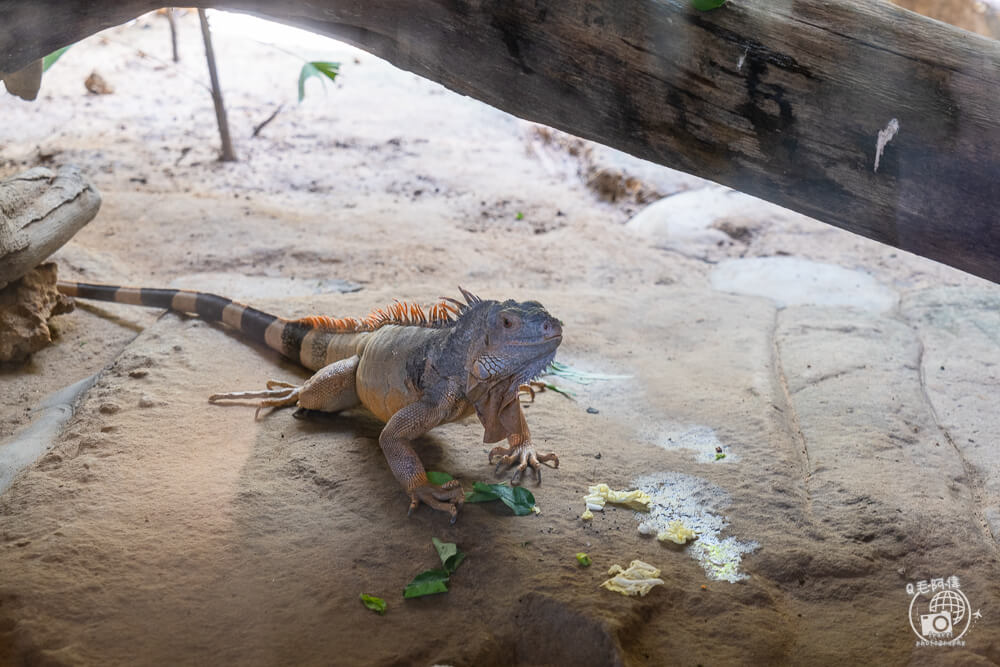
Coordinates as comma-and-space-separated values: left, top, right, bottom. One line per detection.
57, 281, 563, 522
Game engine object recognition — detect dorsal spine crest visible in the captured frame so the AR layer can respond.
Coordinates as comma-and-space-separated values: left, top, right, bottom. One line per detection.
294, 289, 479, 333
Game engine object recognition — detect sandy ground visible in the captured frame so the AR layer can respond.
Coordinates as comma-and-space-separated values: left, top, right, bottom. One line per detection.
2, 10, 999, 666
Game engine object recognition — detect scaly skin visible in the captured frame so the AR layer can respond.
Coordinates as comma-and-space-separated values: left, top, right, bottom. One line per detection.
57, 282, 563, 522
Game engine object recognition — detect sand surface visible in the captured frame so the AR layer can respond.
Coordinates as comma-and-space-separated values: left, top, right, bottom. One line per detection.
1, 11, 999, 665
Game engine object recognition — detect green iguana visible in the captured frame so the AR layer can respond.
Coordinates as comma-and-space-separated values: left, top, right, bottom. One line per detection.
57, 281, 563, 522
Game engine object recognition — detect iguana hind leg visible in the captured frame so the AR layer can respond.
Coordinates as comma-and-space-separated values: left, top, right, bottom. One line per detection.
210, 355, 361, 419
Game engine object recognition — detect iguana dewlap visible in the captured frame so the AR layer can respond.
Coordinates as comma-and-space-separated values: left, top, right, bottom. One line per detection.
57, 281, 563, 522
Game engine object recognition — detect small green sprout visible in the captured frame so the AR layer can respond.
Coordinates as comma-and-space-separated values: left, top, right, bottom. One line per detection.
360, 593, 387, 615
298, 60, 340, 102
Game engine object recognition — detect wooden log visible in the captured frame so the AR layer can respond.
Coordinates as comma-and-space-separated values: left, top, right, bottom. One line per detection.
2, 1, 998, 282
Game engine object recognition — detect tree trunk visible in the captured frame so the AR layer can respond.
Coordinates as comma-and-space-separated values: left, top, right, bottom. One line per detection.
197, 8, 235, 162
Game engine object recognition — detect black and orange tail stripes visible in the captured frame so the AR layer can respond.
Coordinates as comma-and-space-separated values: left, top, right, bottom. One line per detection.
57, 281, 482, 364
57, 281, 281, 349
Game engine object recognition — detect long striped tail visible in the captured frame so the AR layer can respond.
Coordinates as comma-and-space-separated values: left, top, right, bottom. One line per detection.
56, 281, 293, 356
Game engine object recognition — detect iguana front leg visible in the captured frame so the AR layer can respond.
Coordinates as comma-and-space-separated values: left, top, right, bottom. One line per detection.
380, 400, 465, 523
488, 404, 559, 485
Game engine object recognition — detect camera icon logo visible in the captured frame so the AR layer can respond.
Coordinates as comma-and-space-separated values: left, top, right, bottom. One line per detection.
920, 612, 953, 637
908, 582, 975, 645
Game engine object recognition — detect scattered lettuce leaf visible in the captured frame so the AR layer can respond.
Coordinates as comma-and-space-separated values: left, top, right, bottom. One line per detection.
360, 593, 387, 615
465, 482, 536, 516
403, 568, 450, 598
426, 471, 455, 485
576, 552, 592, 567
298, 60, 340, 102
432, 537, 466, 574
43, 46, 71, 72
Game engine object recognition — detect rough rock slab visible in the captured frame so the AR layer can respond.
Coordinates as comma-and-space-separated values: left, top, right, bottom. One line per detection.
901, 287, 1000, 542
711, 257, 899, 312
0, 262, 74, 363
1, 285, 998, 664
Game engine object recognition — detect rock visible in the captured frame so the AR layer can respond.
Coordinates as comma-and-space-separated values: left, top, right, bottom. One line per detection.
0, 165, 101, 288
84, 71, 113, 95
901, 287, 1000, 540
710, 256, 898, 312
775, 306, 974, 548
625, 187, 777, 246
0, 262, 73, 363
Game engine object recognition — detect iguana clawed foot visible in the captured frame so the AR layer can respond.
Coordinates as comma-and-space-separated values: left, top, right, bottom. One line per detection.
408, 479, 465, 524
208, 379, 301, 419
489, 440, 559, 485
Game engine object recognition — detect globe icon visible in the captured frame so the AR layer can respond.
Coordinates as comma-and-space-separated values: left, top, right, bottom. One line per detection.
929, 590, 967, 624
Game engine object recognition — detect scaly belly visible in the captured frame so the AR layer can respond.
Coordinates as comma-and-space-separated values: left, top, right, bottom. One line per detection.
355, 326, 429, 423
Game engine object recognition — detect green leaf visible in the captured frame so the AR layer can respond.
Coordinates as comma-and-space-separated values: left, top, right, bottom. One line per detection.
431, 537, 466, 574
42, 45, 71, 72
360, 593, 387, 615
575, 552, 592, 567
311, 61, 341, 80
465, 482, 536, 516
403, 568, 450, 598
464, 484, 500, 504
540, 382, 576, 400
691, 0, 727, 9
298, 60, 341, 102
515, 212, 524, 220
426, 471, 454, 485
715, 452, 727, 461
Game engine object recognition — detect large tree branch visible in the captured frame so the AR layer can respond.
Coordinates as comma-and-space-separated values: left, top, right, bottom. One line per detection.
3, 1, 999, 281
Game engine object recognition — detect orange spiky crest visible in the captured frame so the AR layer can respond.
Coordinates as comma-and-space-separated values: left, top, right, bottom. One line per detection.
294, 289, 481, 333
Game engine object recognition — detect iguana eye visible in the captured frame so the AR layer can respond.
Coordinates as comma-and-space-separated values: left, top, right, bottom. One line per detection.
502, 316, 513, 328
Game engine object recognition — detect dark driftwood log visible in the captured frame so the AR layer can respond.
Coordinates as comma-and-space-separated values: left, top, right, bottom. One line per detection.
3, 2, 999, 282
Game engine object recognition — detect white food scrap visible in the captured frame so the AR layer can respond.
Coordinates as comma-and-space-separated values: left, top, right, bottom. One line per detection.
582, 483, 652, 515
600, 560, 665, 597
657, 519, 698, 545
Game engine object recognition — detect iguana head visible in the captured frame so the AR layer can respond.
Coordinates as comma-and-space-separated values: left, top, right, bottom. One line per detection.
449, 290, 562, 442
466, 298, 563, 388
